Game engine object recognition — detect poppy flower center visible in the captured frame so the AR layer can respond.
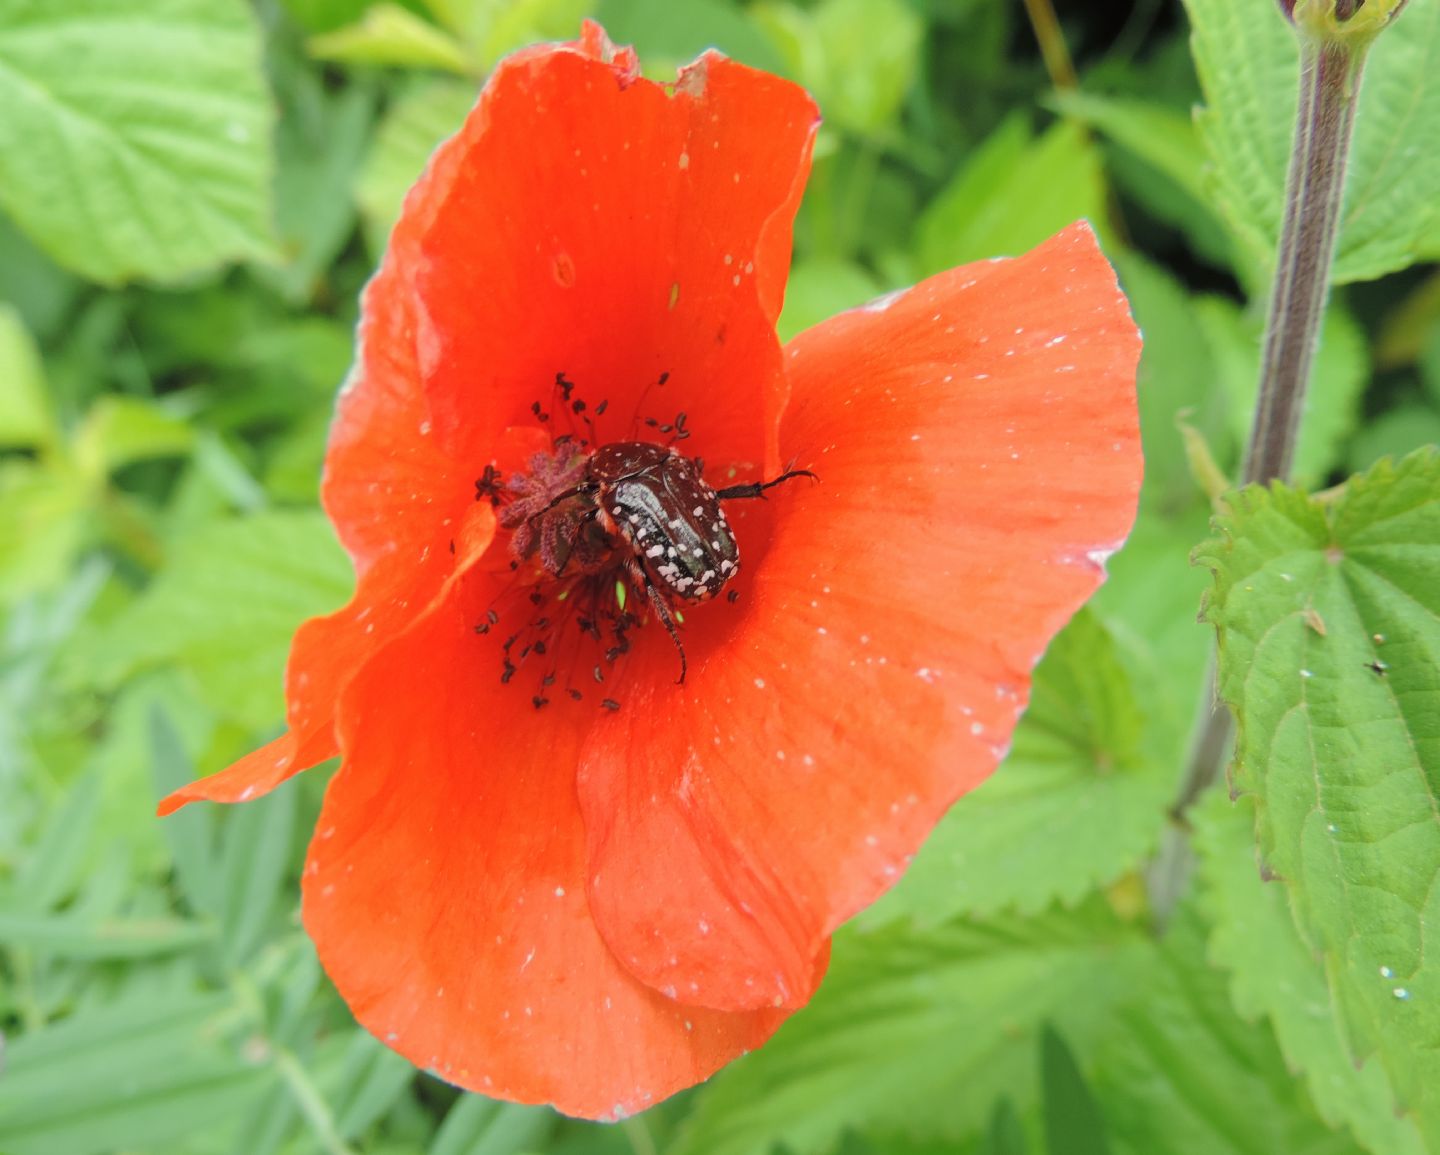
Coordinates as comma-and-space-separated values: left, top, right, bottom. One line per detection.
470, 377, 814, 704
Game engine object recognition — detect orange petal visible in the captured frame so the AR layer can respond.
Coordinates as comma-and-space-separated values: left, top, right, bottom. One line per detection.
303, 569, 798, 1120
406, 35, 818, 476
157, 501, 498, 816
578, 222, 1143, 1010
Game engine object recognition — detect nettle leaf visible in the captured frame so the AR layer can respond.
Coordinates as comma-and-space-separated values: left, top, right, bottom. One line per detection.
1195, 790, 1426, 1155
1090, 906, 1368, 1155
1184, 0, 1440, 285
1196, 448, 1440, 1147
864, 609, 1173, 925
672, 902, 1154, 1155
0, 0, 275, 284
89, 511, 351, 730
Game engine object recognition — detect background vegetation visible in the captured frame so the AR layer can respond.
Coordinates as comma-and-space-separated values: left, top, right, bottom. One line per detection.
1, 0, 1437, 1153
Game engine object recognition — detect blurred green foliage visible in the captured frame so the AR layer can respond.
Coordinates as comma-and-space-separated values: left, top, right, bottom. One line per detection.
2, 0, 1438, 1153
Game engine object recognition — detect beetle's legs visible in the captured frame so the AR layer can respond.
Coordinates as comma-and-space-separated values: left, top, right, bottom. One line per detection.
626, 557, 687, 685
714, 466, 817, 501
525, 481, 596, 523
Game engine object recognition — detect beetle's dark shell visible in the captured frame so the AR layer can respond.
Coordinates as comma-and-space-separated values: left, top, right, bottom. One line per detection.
591, 442, 739, 602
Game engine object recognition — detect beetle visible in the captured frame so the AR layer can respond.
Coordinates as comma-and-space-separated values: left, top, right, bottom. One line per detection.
531, 441, 814, 683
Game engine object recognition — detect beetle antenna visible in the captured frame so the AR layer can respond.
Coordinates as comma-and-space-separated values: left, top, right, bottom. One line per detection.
714, 466, 817, 501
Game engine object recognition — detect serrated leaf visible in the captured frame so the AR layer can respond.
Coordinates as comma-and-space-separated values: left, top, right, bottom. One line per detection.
355, 77, 479, 257
916, 116, 1106, 277
671, 902, 1154, 1155
91, 511, 351, 730
1184, 0, 1440, 285
1195, 448, 1440, 1147
1194, 789, 1426, 1155
0, 0, 276, 284
865, 610, 1173, 925
1089, 906, 1367, 1155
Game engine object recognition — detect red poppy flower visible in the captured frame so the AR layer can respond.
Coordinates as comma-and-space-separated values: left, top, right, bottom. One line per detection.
160, 23, 1141, 1121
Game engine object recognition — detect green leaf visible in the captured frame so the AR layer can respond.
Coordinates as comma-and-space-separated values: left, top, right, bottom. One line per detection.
6, 769, 102, 912
0, 992, 273, 1155
254, 55, 376, 303
355, 77, 479, 257
151, 703, 221, 916
1344, 402, 1440, 477
217, 779, 299, 966
428, 0, 595, 69
71, 395, 195, 479
0, 213, 81, 341
1040, 1027, 1111, 1155
1111, 253, 1238, 513
329, 1032, 418, 1139
1198, 297, 1368, 490
1194, 789, 1427, 1155
0, 303, 55, 449
865, 610, 1173, 925
1052, 93, 1209, 218
671, 902, 1154, 1155
1089, 905, 1368, 1155
0, 0, 276, 284
1195, 448, 1440, 1147
916, 116, 1107, 277
91, 511, 352, 730
753, 0, 922, 137
428, 1096, 555, 1155
1184, 0, 1440, 285
982, 1100, 1031, 1155
0, 911, 215, 959
0, 459, 89, 607
1089, 509, 1216, 747
776, 258, 882, 344
309, 3, 472, 72
596, 0, 788, 79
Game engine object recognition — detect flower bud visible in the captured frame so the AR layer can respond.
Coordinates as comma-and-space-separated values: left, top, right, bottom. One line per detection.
1277, 0, 1411, 46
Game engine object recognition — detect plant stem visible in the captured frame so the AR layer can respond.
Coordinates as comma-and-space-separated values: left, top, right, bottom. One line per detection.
1149, 31, 1368, 922
1020, 0, 1079, 91
1243, 37, 1363, 486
